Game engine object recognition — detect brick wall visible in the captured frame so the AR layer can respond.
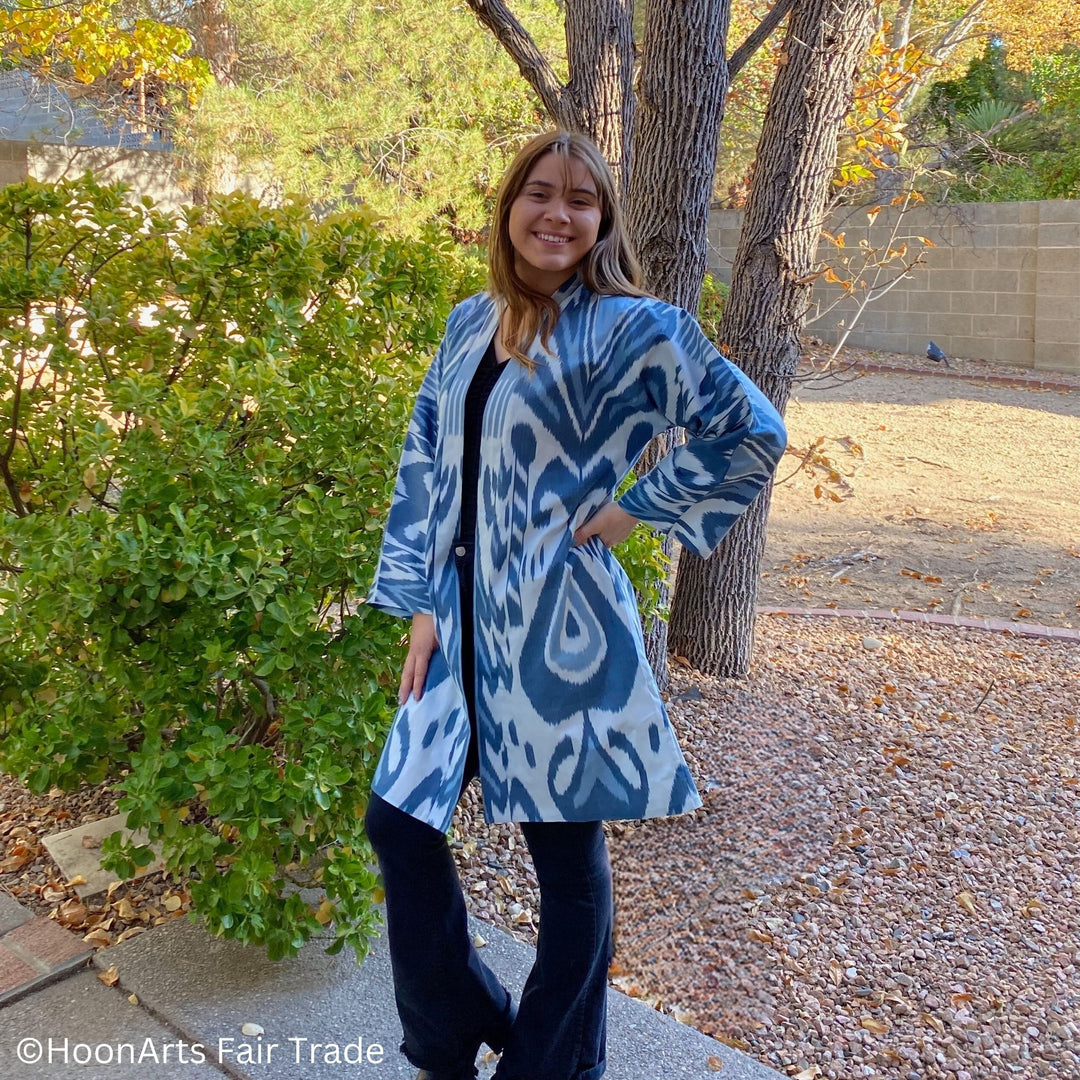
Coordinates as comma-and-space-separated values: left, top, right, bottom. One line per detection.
708, 200, 1080, 375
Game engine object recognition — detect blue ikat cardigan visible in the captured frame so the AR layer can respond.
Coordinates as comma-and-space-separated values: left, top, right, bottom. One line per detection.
366, 276, 786, 830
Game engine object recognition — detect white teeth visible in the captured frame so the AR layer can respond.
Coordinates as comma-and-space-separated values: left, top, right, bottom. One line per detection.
535, 232, 570, 243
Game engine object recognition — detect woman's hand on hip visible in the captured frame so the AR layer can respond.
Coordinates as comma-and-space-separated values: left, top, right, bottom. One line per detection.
399, 612, 439, 705
573, 503, 641, 549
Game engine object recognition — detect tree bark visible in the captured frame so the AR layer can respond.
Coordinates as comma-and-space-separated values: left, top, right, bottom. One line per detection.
624, 0, 729, 306
727, 0, 796, 80
463, 2, 636, 191
667, 0, 877, 677
191, 0, 238, 86
621, 0, 731, 687
564, 0, 636, 199
465, 0, 568, 124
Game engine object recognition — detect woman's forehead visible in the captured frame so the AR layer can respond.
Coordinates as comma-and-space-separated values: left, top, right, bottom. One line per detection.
523, 151, 598, 194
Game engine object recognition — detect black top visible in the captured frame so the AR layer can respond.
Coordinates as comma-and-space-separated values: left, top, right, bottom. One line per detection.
458, 337, 509, 544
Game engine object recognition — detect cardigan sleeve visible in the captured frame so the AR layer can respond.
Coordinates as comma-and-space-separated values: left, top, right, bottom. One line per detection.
365, 338, 445, 618
615, 302, 787, 560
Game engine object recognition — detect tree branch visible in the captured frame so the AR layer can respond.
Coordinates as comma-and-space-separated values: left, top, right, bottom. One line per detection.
728, 0, 797, 81
464, 0, 565, 122
923, 103, 1039, 170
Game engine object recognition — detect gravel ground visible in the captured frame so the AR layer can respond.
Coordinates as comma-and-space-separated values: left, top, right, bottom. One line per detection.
451, 614, 1079, 1080
4, 611, 1076, 1080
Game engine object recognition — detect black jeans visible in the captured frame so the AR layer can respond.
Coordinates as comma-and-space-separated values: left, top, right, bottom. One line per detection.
364, 540, 613, 1080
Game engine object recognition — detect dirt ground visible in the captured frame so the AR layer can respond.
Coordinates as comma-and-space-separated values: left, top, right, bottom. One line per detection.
758, 358, 1080, 630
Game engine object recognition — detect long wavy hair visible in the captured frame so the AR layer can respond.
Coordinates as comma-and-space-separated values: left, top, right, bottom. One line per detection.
488, 131, 647, 369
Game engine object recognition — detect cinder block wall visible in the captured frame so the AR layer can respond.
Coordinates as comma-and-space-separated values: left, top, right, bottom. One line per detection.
1, 141, 187, 210
29, 144, 187, 212
0, 139, 29, 187
3, 141, 281, 212
708, 200, 1080, 375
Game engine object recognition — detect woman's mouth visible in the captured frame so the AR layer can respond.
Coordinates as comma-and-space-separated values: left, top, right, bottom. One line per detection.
534, 232, 571, 244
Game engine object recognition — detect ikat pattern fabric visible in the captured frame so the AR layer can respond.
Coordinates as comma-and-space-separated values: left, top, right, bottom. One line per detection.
367, 277, 786, 830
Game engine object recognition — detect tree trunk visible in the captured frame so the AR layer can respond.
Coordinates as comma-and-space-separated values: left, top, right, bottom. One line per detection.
564, 0, 636, 199
191, 0, 238, 86
668, 0, 876, 677
624, 0, 729, 306
623, 0, 731, 688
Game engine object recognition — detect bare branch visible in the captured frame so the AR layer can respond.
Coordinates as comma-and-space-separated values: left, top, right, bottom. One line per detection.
924, 104, 1039, 171
891, 0, 915, 50
464, 0, 565, 122
728, 0, 797, 81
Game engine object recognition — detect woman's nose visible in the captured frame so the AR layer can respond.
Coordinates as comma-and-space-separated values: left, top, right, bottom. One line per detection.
545, 200, 571, 222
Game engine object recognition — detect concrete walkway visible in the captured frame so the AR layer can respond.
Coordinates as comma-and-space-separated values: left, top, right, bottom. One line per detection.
0, 907, 787, 1080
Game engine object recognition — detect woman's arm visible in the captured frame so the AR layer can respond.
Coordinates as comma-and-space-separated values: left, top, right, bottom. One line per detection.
615, 302, 786, 559
366, 336, 447, 618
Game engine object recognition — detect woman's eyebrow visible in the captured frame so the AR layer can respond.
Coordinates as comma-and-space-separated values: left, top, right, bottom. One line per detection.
524, 180, 598, 196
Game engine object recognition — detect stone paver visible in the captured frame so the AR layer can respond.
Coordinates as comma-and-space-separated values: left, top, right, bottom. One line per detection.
0, 948, 39, 999
0, 892, 33, 936
96, 912, 785, 1080
0, 970, 226, 1078
757, 604, 1080, 641
0, 916, 92, 1006
41, 814, 164, 900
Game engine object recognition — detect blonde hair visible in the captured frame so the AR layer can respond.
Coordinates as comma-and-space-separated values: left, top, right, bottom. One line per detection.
488, 131, 647, 369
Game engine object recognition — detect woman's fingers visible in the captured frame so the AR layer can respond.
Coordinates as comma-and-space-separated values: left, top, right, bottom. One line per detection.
411, 651, 429, 703
574, 503, 640, 548
398, 652, 415, 705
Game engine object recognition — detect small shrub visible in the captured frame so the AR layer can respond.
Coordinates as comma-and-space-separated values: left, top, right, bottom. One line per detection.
0, 176, 482, 959
697, 272, 730, 348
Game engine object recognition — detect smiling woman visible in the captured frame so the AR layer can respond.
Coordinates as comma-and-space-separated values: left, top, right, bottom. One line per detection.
363, 130, 787, 1080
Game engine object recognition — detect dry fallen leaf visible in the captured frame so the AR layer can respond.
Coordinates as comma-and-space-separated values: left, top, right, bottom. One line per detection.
922, 1011, 946, 1035
860, 1017, 890, 1035
97, 965, 120, 987
128, 993, 139, 1005
473, 933, 487, 948
163, 895, 182, 912
82, 928, 112, 948
707, 1056, 723, 1071
794, 1068, 822, 1080
56, 898, 89, 928
66, 875, 87, 887
957, 890, 978, 916
241, 1023, 264, 1037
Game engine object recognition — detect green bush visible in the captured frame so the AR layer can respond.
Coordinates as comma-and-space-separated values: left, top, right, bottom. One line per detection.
697, 272, 730, 348
0, 177, 669, 961
919, 43, 1080, 202
0, 176, 482, 959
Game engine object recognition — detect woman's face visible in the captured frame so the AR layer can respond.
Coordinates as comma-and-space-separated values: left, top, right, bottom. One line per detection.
507, 151, 603, 295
